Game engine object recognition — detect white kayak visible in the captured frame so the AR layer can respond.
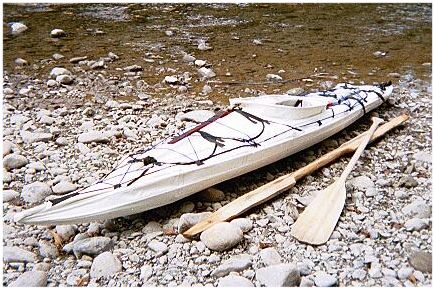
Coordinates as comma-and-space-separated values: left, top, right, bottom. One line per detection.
15, 82, 393, 225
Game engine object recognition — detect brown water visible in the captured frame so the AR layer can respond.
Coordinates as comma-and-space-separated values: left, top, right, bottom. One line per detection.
3, 3, 432, 104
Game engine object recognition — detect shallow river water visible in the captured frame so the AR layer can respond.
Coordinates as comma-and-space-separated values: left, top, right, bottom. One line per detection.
3, 3, 432, 104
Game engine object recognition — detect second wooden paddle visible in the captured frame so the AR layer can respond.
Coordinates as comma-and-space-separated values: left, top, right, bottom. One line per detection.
290, 117, 384, 245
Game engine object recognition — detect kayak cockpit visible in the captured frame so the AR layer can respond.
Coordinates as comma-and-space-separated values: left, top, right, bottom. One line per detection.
229, 94, 329, 120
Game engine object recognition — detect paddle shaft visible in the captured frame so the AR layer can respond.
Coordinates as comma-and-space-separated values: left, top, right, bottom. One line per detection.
183, 115, 409, 238
339, 117, 383, 181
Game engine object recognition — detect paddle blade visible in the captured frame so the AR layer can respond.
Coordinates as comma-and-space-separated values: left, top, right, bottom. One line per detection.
290, 180, 346, 245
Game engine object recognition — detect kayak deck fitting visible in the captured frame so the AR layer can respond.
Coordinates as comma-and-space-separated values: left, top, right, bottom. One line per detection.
15, 82, 393, 225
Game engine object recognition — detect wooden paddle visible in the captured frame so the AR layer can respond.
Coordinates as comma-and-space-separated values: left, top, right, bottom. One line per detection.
290, 117, 384, 245
183, 114, 408, 238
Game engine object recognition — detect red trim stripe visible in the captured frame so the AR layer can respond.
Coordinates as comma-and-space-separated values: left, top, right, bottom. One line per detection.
168, 110, 233, 144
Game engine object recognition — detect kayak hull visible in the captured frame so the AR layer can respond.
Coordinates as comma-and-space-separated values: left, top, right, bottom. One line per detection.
16, 83, 393, 225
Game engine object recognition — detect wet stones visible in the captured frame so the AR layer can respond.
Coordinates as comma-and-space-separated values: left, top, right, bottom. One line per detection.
90, 252, 122, 278
197, 67, 216, 79
256, 263, 300, 287
50, 28, 66, 38
3, 246, 37, 263
3, 153, 28, 170
200, 222, 243, 251
21, 181, 52, 203
266, 74, 283, 82
49, 67, 72, 78
10, 22, 28, 35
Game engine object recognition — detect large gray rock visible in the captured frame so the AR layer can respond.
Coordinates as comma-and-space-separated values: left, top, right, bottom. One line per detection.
178, 212, 212, 233
3, 154, 28, 170
200, 222, 243, 251
314, 272, 337, 287
404, 218, 429, 231
3, 189, 19, 202
218, 275, 254, 287
3, 246, 37, 263
72, 237, 113, 257
52, 181, 78, 194
21, 181, 52, 203
90, 252, 122, 278
402, 200, 431, 218
259, 247, 282, 266
256, 263, 301, 287
147, 240, 168, 255
211, 254, 252, 277
20, 130, 53, 144
78, 131, 110, 143
409, 250, 432, 273
9, 271, 47, 287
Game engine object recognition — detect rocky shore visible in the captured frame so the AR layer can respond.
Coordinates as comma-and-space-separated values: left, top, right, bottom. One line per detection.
3, 3, 432, 287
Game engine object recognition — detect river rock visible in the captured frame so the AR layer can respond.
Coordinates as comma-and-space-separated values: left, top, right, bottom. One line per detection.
148, 240, 168, 255
200, 222, 243, 251
78, 131, 110, 143
314, 272, 337, 287
256, 263, 301, 287
266, 74, 283, 82
402, 200, 431, 218
197, 187, 225, 202
409, 250, 432, 273
21, 181, 52, 203
183, 54, 196, 63
3, 189, 19, 202
404, 218, 429, 231
413, 151, 432, 163
20, 130, 53, 144
50, 28, 66, 37
178, 212, 212, 233
66, 269, 88, 286
197, 67, 216, 79
3, 140, 16, 156
259, 247, 282, 266
3, 153, 28, 170
55, 225, 77, 242
72, 237, 113, 257
50, 67, 72, 79
10, 22, 28, 34
211, 254, 252, 277
230, 218, 253, 233
140, 264, 153, 281
15, 58, 28, 65
218, 275, 254, 287
39, 240, 59, 258
3, 246, 37, 263
52, 181, 78, 194
9, 271, 48, 287
399, 176, 418, 188
56, 74, 73, 85
178, 110, 215, 123
90, 252, 122, 278
164, 75, 178, 84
